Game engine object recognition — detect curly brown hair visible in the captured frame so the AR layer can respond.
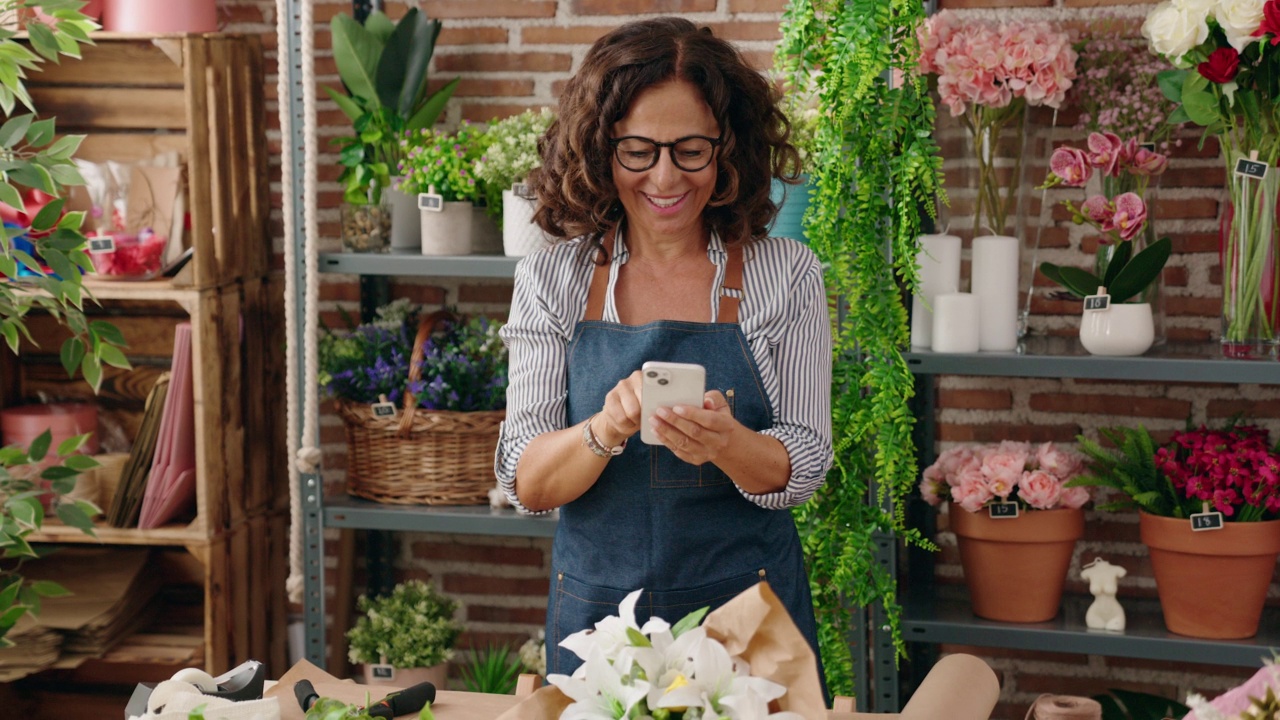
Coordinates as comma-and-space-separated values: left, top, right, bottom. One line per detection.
529, 17, 801, 253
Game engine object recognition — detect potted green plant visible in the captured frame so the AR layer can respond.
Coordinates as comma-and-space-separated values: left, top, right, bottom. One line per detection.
1069, 421, 1280, 639
397, 123, 486, 256
346, 579, 463, 687
458, 644, 523, 695
0, 0, 124, 648
325, 8, 460, 252
775, 0, 942, 695
472, 108, 555, 257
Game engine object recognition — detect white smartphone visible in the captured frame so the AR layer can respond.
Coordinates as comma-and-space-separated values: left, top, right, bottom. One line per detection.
640, 361, 706, 446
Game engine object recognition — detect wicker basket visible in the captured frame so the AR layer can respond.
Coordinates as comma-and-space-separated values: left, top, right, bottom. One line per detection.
338, 312, 505, 505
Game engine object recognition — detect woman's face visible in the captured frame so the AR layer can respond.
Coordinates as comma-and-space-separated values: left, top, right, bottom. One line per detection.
610, 79, 720, 243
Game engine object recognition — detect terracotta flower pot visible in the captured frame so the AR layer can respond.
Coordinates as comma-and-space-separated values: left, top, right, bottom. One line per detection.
951, 507, 1084, 623
1139, 511, 1280, 639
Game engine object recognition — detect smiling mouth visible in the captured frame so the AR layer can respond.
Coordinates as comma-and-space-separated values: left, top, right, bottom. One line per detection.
644, 192, 687, 209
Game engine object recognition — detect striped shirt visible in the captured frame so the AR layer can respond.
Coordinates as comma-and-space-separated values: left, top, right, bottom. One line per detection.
494, 231, 834, 514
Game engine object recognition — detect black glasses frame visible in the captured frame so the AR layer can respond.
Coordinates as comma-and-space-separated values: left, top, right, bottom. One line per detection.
608, 135, 722, 172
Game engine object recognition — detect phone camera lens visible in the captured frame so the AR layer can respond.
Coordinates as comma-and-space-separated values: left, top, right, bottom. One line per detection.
658, 378, 669, 385
646, 371, 657, 378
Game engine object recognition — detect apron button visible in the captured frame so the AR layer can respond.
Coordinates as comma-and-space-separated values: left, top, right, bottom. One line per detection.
557, 572, 564, 581
758, 568, 766, 578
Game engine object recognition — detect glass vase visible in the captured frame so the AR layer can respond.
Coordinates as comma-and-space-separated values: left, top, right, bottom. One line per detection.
340, 201, 392, 254
1220, 145, 1280, 359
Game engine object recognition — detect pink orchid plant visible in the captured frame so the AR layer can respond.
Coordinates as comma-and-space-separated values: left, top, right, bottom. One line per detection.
1038, 132, 1173, 304
920, 441, 1091, 514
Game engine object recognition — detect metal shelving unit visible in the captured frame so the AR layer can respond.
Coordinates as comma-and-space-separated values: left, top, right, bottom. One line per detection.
325, 498, 558, 537
904, 336, 1280, 675
319, 251, 521, 278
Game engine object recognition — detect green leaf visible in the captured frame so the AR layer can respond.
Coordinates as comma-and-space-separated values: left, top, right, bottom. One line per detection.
0, 579, 21, 613
364, 11, 396, 44
55, 433, 90, 457
29, 581, 71, 599
55, 501, 95, 536
3, 535, 35, 559
405, 77, 458, 132
323, 86, 366, 122
96, 342, 130, 369
624, 626, 651, 648
0, 181, 22, 211
1041, 262, 1102, 298
62, 454, 99, 471
39, 466, 79, 481
43, 134, 83, 161
60, 336, 85, 376
1109, 237, 1172, 304
331, 13, 383, 106
1100, 241, 1132, 289
0, 321, 17, 353
79, 351, 102, 392
27, 430, 52, 463
1156, 68, 1186, 103
7, 496, 41, 528
0, 112, 32, 147
670, 606, 709, 638
88, 320, 127, 348
1180, 71, 1221, 127
30, 197, 64, 231
25, 118, 55, 147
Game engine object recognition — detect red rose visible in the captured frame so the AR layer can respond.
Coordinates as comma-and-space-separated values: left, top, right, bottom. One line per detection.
1198, 47, 1240, 83
1254, 0, 1280, 45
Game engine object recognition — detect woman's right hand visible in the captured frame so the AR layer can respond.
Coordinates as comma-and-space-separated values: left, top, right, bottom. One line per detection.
594, 370, 643, 447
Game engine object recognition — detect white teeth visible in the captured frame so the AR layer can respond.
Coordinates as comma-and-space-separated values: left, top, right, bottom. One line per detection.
645, 194, 681, 208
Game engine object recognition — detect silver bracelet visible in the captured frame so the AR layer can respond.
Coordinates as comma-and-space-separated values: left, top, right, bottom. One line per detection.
582, 413, 626, 457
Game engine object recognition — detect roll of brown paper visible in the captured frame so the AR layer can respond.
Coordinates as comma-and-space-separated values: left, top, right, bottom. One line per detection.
900, 654, 1001, 720
1027, 694, 1103, 720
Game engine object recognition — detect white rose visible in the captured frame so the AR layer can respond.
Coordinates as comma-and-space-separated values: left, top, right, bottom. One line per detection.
1143, 1, 1211, 60
1174, 0, 1218, 17
1216, 0, 1267, 51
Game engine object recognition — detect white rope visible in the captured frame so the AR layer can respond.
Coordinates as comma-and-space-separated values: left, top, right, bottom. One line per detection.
278, 0, 321, 604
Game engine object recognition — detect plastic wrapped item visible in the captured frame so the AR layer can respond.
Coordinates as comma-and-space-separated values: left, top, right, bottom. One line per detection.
88, 229, 168, 280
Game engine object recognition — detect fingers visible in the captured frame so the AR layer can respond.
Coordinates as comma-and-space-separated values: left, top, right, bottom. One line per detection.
651, 403, 733, 463
599, 371, 643, 444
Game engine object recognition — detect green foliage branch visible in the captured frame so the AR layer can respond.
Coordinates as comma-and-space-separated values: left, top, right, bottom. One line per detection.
776, 0, 943, 697
346, 579, 462, 669
458, 644, 523, 695
0, 0, 126, 647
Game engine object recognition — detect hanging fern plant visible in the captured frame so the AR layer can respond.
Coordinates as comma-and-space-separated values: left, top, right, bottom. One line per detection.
776, 0, 943, 697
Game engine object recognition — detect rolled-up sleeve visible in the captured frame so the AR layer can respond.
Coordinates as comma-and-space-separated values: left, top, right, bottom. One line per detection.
494, 250, 581, 515
738, 247, 834, 509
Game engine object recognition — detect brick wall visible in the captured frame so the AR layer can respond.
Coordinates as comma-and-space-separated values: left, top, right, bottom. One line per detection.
228, 0, 1272, 715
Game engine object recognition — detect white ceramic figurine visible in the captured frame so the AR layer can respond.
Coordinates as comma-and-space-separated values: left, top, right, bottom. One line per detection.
1081, 557, 1127, 632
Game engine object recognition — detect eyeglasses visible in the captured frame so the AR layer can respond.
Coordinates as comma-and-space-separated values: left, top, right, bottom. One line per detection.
609, 135, 721, 172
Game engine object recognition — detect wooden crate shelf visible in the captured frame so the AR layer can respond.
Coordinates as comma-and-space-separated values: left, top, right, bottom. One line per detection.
25, 33, 270, 289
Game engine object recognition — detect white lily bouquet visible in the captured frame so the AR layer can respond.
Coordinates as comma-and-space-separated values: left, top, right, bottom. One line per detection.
497, 582, 826, 720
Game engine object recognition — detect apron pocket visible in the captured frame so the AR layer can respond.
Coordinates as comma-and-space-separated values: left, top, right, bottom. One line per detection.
648, 569, 766, 623
650, 445, 733, 488
548, 572, 634, 677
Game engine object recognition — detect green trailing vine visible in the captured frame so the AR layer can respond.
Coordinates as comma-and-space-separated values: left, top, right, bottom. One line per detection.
776, 0, 943, 697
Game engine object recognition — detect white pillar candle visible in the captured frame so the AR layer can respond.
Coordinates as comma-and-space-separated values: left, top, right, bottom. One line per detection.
931, 293, 981, 353
910, 233, 962, 348
970, 235, 1020, 351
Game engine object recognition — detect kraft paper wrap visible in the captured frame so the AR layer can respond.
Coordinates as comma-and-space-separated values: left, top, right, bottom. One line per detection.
496, 581, 826, 720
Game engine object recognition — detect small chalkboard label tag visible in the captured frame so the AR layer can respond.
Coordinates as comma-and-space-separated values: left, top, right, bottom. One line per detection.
418, 192, 444, 212
1190, 510, 1225, 531
1235, 157, 1269, 180
988, 501, 1020, 519
88, 236, 116, 253
511, 182, 533, 199
371, 401, 396, 419
370, 663, 395, 680
1138, 142, 1157, 153
1083, 293, 1111, 312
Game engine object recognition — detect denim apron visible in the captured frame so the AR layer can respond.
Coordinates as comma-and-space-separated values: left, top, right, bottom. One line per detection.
545, 232, 822, 680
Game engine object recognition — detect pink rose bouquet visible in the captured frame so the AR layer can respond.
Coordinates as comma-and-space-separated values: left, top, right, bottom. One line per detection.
918, 12, 1077, 238
1038, 132, 1172, 305
920, 441, 1091, 513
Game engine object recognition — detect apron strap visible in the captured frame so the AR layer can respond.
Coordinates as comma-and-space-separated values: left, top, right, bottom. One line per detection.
717, 242, 744, 325
583, 230, 615, 322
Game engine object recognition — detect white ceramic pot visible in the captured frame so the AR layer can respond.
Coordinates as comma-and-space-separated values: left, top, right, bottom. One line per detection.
1079, 302, 1154, 356
361, 662, 448, 688
386, 179, 421, 251
419, 199, 473, 256
502, 189, 551, 257
471, 204, 503, 255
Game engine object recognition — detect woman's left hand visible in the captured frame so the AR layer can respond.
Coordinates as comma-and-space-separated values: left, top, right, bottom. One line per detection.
650, 390, 738, 465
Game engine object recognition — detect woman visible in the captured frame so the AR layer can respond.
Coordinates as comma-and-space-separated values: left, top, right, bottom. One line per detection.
494, 17, 833, 678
